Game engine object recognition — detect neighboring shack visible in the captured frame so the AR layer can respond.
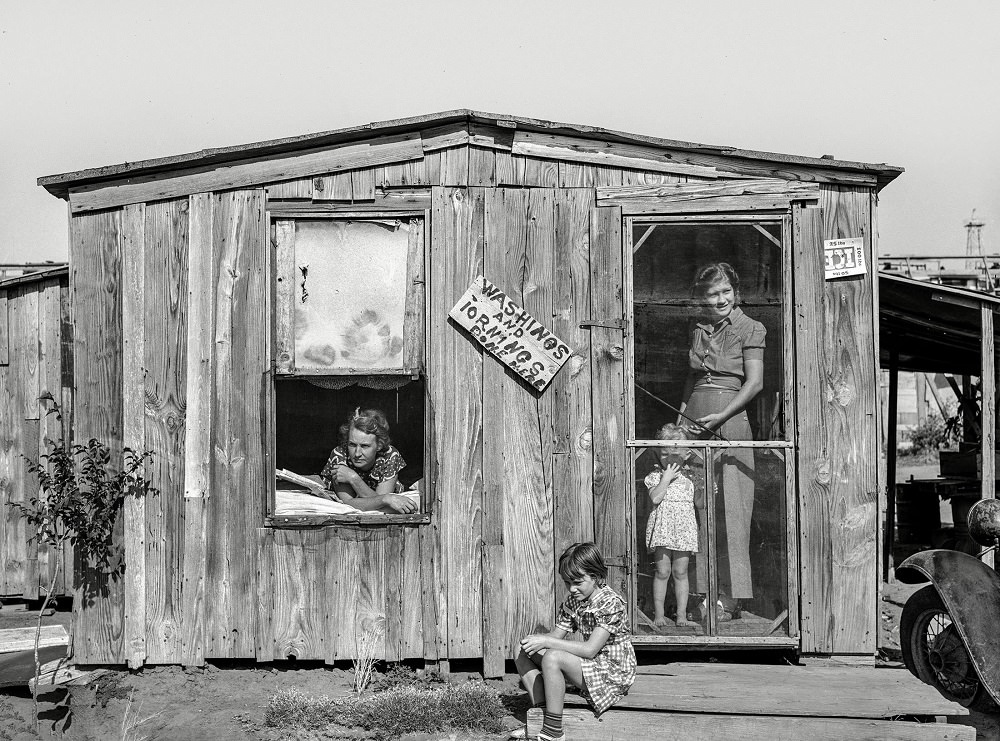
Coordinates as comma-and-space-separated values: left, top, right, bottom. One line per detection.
37, 110, 902, 669
0, 266, 73, 600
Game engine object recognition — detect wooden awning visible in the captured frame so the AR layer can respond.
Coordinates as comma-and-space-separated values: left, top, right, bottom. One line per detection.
879, 272, 1000, 375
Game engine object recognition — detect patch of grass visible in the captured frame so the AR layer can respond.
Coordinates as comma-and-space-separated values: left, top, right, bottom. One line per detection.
264, 680, 505, 740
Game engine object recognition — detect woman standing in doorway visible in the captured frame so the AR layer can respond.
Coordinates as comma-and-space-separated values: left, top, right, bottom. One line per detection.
678, 263, 764, 619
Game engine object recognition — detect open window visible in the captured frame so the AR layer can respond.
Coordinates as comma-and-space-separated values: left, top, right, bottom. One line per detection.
270, 217, 427, 522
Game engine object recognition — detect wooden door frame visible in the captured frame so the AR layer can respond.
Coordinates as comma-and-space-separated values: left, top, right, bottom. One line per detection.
622, 211, 799, 648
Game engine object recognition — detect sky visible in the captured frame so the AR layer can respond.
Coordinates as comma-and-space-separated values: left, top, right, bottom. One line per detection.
1, 1, 997, 265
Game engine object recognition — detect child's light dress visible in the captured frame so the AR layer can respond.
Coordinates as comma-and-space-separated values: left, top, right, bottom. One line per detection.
644, 469, 698, 552
555, 584, 637, 715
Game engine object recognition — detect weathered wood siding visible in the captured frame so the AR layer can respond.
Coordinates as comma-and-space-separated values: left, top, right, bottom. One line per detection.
0, 275, 73, 599
795, 188, 879, 654
63, 119, 883, 665
71, 210, 126, 663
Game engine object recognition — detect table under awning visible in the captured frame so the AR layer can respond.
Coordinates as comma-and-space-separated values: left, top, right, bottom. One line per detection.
878, 272, 999, 577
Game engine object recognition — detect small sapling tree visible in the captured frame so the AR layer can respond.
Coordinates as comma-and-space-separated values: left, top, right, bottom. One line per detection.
8, 395, 154, 728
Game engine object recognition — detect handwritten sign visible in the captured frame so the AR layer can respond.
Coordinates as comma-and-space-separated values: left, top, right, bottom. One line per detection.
824, 237, 867, 279
449, 276, 573, 391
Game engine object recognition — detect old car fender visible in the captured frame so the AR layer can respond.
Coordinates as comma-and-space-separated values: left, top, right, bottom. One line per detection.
897, 549, 1000, 701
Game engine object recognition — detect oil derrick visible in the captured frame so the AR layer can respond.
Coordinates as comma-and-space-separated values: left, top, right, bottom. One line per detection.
965, 210, 990, 288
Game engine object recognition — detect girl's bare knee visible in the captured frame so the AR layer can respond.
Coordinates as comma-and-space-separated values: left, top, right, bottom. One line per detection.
540, 649, 566, 672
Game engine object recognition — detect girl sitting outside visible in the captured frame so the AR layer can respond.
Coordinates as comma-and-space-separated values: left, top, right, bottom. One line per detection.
512, 542, 636, 741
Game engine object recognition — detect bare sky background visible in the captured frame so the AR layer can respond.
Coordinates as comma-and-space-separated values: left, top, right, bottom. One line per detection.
1, 1, 997, 264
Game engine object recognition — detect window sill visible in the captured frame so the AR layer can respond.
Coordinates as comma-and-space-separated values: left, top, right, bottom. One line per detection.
265, 513, 430, 529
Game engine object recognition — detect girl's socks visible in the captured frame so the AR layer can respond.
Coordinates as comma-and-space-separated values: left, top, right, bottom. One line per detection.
541, 711, 563, 737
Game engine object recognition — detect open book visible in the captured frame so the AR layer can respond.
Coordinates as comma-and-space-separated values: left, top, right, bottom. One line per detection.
274, 469, 419, 516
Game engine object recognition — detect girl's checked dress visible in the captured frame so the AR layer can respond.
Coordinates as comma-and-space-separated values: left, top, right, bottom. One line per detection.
554, 584, 637, 715
644, 468, 699, 553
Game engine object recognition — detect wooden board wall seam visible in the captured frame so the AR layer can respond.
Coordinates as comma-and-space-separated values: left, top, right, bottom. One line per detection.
69, 208, 127, 663
180, 192, 214, 666
0, 293, 7, 365
121, 202, 147, 668
143, 198, 190, 664
589, 206, 629, 600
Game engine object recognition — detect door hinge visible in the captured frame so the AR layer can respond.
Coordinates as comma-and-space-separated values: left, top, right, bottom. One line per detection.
579, 318, 625, 330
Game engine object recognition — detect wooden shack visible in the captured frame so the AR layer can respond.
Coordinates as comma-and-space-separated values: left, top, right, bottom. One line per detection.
0, 266, 73, 600
37, 110, 902, 669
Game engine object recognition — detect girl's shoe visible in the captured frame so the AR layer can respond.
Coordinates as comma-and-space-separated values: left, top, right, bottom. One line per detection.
538, 733, 565, 741
508, 727, 529, 739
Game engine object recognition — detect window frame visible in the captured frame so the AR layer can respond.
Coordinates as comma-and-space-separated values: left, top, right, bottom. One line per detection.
622, 211, 799, 646
265, 210, 431, 528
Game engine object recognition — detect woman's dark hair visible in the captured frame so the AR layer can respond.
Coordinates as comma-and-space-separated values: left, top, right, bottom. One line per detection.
558, 542, 608, 584
692, 262, 741, 301
338, 407, 391, 451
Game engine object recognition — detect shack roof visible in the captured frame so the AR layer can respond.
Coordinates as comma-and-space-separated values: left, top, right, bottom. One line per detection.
38, 109, 903, 199
0, 265, 69, 290
880, 272, 1000, 375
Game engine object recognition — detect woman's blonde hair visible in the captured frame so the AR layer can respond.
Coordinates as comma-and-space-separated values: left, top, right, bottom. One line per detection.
338, 407, 392, 451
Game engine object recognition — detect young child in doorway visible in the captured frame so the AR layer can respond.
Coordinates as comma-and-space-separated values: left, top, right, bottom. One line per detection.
512, 543, 637, 741
645, 423, 699, 628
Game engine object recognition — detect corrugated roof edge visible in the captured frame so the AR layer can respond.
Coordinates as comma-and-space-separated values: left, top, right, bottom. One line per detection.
37, 109, 904, 198
880, 271, 1000, 306
0, 265, 69, 290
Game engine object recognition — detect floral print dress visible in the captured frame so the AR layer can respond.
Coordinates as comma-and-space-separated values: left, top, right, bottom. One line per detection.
644, 469, 699, 552
555, 584, 637, 715
321, 444, 406, 492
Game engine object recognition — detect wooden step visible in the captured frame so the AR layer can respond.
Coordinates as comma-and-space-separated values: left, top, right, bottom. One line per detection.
527, 708, 976, 741
585, 662, 967, 718
0, 625, 68, 654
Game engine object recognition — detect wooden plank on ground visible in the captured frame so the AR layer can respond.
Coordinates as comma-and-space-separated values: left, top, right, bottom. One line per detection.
180, 192, 213, 666
121, 201, 146, 669
527, 707, 976, 741
430, 186, 483, 658
551, 189, 595, 586
70, 208, 126, 664
0, 625, 69, 654
142, 198, 189, 665
589, 206, 628, 598
70, 133, 424, 213
633, 663, 967, 717
204, 189, 265, 659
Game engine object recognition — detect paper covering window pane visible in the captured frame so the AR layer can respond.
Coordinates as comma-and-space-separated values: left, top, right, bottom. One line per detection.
294, 220, 411, 371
